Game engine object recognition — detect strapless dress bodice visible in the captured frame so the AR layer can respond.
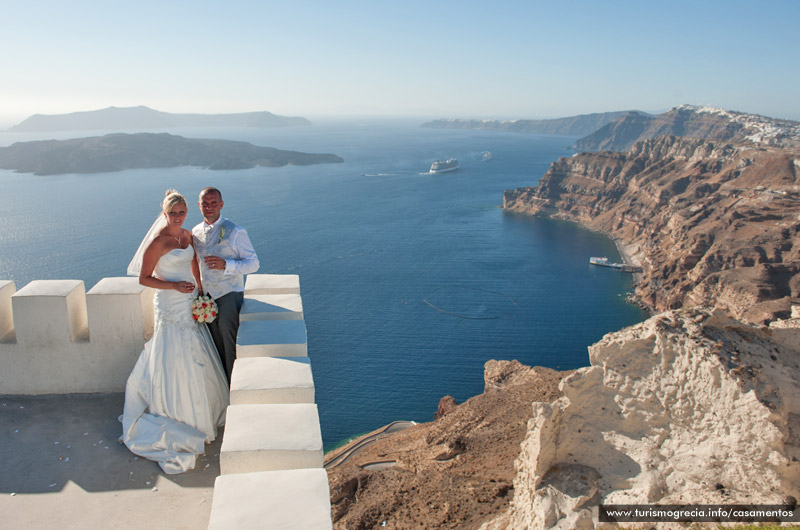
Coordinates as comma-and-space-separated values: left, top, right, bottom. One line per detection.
153, 247, 197, 328
154, 246, 195, 282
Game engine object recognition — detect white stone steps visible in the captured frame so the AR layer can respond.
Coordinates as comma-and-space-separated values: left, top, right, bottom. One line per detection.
220, 403, 323, 475
208, 273, 330, 528
230, 357, 315, 405
240, 293, 303, 321
236, 319, 308, 357
208, 468, 332, 530
244, 274, 300, 295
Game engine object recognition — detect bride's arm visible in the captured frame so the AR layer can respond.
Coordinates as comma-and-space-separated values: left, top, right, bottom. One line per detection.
190, 234, 204, 295
139, 236, 194, 293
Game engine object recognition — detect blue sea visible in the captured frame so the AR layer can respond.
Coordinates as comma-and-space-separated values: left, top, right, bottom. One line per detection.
0, 119, 646, 448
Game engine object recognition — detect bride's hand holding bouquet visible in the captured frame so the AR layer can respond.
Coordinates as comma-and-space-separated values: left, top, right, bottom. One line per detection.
191, 295, 218, 324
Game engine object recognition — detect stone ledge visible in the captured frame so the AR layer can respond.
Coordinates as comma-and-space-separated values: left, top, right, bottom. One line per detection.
236, 319, 308, 357
86, 277, 155, 343
240, 293, 303, 321
208, 468, 332, 530
11, 280, 89, 344
244, 274, 300, 295
230, 357, 314, 405
220, 403, 323, 474
0, 281, 15, 342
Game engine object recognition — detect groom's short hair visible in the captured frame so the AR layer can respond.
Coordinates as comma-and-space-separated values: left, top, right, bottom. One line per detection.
200, 187, 222, 201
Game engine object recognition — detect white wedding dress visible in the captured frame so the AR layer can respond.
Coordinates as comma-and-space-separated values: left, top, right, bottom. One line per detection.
121, 246, 229, 474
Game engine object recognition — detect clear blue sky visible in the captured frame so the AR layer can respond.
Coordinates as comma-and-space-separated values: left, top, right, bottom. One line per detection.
2, 0, 799, 124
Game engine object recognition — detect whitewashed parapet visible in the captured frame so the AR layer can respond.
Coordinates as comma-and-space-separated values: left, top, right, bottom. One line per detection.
208, 469, 332, 530
88, 277, 155, 343
236, 319, 308, 357
244, 274, 300, 295
230, 357, 315, 405
0, 281, 15, 342
210, 273, 332, 529
240, 293, 303, 321
13, 280, 89, 346
0, 277, 153, 394
220, 403, 324, 474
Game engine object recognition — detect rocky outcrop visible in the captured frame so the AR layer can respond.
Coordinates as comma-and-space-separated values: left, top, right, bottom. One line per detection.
434, 395, 460, 419
421, 111, 639, 137
325, 361, 567, 529
504, 135, 800, 324
482, 308, 800, 529
0, 132, 343, 175
7, 105, 311, 132
574, 105, 800, 152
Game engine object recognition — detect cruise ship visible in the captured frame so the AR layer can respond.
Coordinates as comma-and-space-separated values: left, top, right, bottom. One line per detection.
429, 158, 459, 173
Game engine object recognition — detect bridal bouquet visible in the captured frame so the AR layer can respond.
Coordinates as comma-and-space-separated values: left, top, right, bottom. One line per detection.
191, 295, 218, 324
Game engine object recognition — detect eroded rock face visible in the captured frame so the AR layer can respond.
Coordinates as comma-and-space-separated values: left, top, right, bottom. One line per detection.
504, 135, 800, 324
492, 308, 800, 530
434, 395, 459, 419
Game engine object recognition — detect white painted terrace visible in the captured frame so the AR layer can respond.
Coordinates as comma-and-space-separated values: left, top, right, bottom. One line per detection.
0, 274, 332, 529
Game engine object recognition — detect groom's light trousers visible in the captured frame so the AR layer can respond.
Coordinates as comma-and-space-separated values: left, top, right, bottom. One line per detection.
207, 291, 244, 384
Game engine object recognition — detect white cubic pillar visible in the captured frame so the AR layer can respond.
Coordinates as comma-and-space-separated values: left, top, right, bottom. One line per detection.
244, 274, 300, 295
0, 280, 16, 342
208, 468, 332, 530
230, 357, 314, 405
240, 293, 303, 321
87, 277, 154, 344
11, 280, 89, 345
220, 403, 323, 474
236, 319, 308, 357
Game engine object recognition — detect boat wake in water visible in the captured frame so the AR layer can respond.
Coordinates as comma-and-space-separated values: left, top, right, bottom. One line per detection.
422, 286, 518, 320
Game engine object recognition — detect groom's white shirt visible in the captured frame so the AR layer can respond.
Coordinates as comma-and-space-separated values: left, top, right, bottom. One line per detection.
192, 217, 259, 299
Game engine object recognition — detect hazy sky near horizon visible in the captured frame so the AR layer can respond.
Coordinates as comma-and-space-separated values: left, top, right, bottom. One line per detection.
3, 0, 799, 124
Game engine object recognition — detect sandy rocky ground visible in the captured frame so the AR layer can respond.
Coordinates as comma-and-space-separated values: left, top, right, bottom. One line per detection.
326, 361, 567, 530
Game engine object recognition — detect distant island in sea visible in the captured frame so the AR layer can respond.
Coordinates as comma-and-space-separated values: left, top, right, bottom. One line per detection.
6, 105, 312, 132
0, 132, 343, 175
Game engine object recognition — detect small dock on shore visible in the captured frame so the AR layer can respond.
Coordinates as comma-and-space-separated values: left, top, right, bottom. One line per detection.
589, 256, 642, 273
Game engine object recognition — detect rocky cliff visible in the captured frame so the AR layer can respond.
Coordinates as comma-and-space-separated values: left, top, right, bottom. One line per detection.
504, 135, 800, 324
327, 111, 800, 529
574, 105, 800, 152
482, 309, 800, 529
327, 310, 800, 529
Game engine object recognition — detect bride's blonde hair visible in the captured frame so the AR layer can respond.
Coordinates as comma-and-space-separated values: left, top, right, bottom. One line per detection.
161, 189, 187, 213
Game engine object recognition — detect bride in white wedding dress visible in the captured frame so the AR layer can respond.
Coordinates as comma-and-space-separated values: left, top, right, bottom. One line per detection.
121, 190, 229, 474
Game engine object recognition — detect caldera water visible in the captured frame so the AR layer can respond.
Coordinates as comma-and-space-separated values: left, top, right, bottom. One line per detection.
0, 119, 646, 448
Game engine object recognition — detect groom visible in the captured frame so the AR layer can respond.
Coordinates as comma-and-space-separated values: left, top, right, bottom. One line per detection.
193, 187, 260, 383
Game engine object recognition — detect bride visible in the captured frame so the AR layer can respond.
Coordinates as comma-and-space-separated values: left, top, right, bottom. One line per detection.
121, 189, 229, 474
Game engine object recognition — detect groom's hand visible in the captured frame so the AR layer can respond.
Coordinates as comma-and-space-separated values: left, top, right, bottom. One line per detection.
204, 255, 227, 271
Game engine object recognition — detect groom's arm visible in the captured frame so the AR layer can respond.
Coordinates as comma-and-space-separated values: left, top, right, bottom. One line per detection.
222, 227, 259, 276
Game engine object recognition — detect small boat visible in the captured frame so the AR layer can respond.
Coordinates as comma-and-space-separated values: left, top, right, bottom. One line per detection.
482, 151, 492, 161
589, 256, 642, 273
590, 256, 617, 267
429, 158, 459, 173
